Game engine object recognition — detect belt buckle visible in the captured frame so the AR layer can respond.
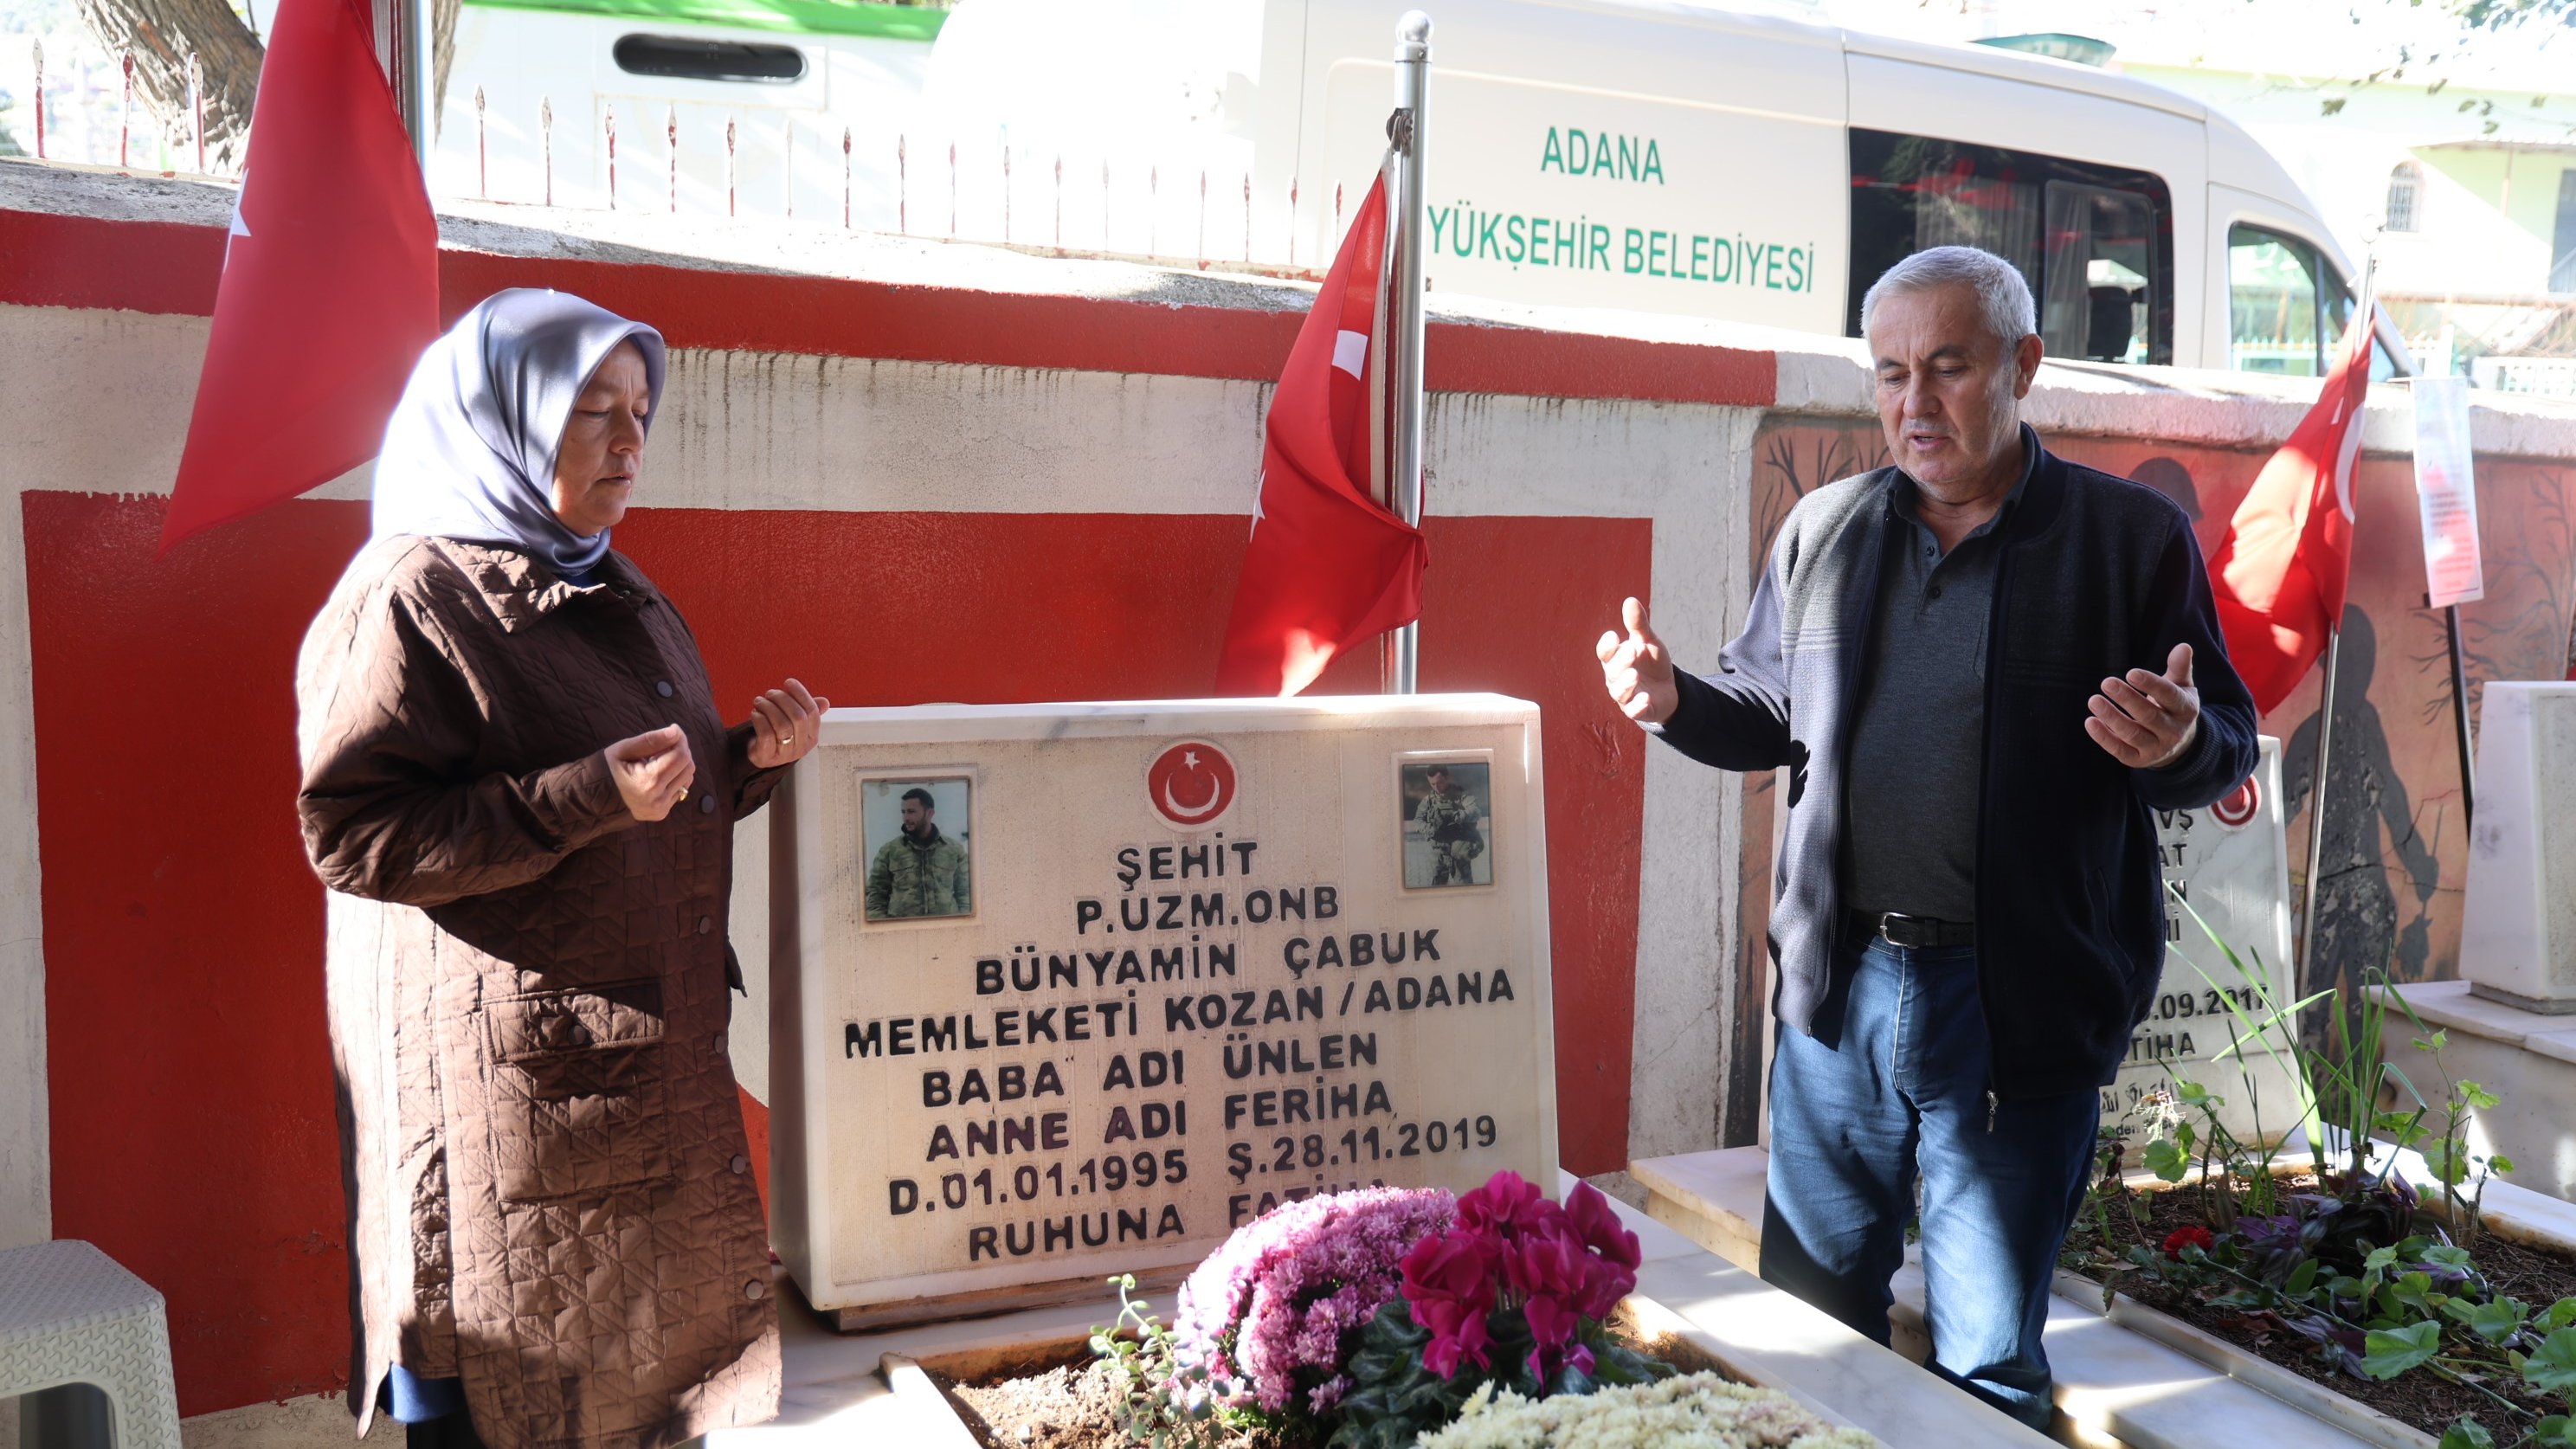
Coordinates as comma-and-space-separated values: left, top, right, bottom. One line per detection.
1877, 912, 1928, 949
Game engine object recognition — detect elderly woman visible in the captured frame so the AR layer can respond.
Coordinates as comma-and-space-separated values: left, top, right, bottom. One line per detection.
296, 289, 826, 1449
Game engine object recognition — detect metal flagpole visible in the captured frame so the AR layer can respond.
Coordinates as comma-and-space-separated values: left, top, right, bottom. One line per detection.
2298, 626, 2345, 988
399, 0, 437, 171
2297, 256, 2375, 989
2445, 602, 2476, 828
1385, 11, 1432, 695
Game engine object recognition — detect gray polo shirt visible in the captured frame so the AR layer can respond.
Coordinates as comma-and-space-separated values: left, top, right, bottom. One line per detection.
1840, 428, 2038, 923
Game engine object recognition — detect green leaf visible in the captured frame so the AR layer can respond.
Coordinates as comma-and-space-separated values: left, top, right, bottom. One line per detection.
2494, 1155, 2517, 1175
2416, 1028, 2449, 1052
2459, 1079, 2501, 1111
2392, 1272, 2437, 1313
2422, 1141, 2470, 1186
2465, 1298, 2530, 1344
2548, 1300, 2576, 1332
2537, 1416, 2576, 1449
2287, 1259, 2321, 1297
2379, 1113, 2432, 1150
2438, 1418, 2496, 1449
2424, 1245, 2474, 1270
2143, 1137, 2189, 1182
2363, 1320, 2444, 1379
2524, 1328, 2576, 1394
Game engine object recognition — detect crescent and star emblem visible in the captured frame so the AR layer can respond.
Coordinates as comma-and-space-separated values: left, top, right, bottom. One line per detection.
1147, 743, 1236, 828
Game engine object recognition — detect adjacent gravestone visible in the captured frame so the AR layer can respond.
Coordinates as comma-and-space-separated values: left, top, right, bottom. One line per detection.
2459, 682, 2576, 1012
768, 696, 1560, 1330
2108, 737, 2304, 1149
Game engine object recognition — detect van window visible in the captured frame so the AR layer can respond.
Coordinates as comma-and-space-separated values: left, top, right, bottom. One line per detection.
2041, 184, 2158, 364
1848, 130, 2173, 366
2235, 228, 2402, 379
2228, 226, 2322, 376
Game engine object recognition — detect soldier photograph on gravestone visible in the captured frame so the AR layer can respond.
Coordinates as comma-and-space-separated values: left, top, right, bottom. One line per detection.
1402, 758, 1495, 890
863, 776, 976, 923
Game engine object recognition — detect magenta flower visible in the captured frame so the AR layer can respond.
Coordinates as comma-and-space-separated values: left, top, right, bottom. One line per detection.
1419, 1291, 1495, 1377
1401, 1228, 1501, 1375
1398, 1171, 1651, 1389
1455, 1170, 1549, 1237
1502, 1217, 1590, 1304
1171, 1185, 1455, 1416
1564, 1180, 1643, 1270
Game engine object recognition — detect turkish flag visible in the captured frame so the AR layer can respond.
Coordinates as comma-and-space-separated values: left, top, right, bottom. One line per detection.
161, 0, 440, 549
2208, 306, 2373, 714
1214, 176, 1427, 696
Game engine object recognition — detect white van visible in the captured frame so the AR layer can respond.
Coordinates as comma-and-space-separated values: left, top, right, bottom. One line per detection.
922, 0, 2409, 376
435, 0, 2404, 376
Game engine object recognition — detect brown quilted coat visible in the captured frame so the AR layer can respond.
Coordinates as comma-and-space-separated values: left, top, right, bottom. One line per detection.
296, 536, 782, 1449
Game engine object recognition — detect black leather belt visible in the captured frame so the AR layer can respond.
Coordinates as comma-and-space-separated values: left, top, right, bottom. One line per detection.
1846, 909, 1975, 950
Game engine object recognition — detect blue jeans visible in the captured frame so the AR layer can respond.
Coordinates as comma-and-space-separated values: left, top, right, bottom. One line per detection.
1760, 935, 2100, 1430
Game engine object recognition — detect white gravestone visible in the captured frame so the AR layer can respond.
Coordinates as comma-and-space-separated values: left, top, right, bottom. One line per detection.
2108, 737, 2303, 1149
2459, 683, 2576, 1013
768, 695, 1561, 1330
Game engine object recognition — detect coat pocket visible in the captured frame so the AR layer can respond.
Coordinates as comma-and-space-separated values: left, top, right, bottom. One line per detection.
484, 976, 672, 1201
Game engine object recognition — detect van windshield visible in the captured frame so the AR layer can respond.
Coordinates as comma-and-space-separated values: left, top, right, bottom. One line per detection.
1848, 130, 2173, 367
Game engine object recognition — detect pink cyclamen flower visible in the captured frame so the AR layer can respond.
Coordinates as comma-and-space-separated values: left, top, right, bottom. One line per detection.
1418, 1291, 1495, 1376
1575, 1253, 1633, 1321
1455, 1170, 1550, 1239
1402, 1227, 1502, 1377
1522, 1289, 1581, 1350
1402, 1228, 1501, 1306
1564, 1181, 1644, 1271
1503, 1217, 1592, 1304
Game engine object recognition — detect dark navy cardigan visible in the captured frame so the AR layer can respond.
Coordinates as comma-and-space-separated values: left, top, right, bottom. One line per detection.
1658, 441, 2261, 1098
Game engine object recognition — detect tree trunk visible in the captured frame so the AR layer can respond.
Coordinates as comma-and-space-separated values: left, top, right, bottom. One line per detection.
74, 0, 262, 170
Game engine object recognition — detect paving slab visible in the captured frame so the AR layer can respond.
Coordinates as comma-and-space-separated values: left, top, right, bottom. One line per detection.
1637, 1147, 2392, 1449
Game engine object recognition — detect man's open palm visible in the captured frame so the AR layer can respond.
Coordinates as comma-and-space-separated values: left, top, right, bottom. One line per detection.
2087, 643, 2200, 769
1597, 596, 1678, 725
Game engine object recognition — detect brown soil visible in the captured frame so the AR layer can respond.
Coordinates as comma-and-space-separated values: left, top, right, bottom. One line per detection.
2067, 1174, 2576, 1442
932, 1306, 1728, 1449
941, 1349, 1303, 1449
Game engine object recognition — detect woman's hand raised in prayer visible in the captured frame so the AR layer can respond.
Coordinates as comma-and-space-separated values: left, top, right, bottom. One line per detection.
607, 725, 696, 821
747, 678, 831, 770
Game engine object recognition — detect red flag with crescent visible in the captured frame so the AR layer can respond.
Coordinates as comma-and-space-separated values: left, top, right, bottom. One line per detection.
1214, 176, 1426, 696
160, 0, 439, 549
2208, 306, 2373, 714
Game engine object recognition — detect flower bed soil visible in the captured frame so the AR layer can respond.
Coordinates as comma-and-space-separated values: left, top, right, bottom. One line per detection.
932, 1305, 1729, 1449
2066, 1174, 2576, 1442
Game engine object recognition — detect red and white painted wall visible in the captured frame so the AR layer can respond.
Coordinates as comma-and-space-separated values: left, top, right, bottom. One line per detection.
3, 162, 2573, 1442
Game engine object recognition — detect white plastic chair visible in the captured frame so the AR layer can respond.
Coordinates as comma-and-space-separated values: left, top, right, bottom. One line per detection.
0, 1240, 182, 1449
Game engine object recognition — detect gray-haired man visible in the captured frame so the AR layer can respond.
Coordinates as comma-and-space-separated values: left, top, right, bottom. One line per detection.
1598, 247, 2259, 1426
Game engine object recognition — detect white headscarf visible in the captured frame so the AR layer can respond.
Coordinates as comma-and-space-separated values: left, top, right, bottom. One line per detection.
371, 288, 667, 576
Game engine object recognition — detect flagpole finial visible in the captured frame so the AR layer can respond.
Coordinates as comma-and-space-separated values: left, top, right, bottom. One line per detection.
1397, 11, 1432, 56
